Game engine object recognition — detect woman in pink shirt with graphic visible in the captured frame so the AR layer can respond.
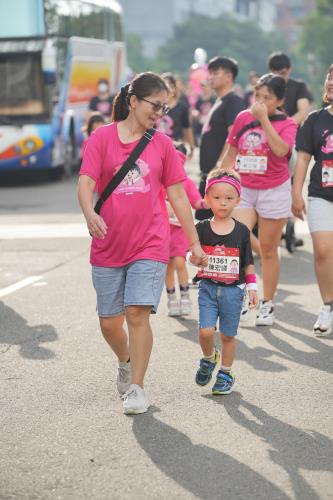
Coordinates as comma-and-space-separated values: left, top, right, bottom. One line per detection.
220, 73, 297, 326
78, 72, 207, 415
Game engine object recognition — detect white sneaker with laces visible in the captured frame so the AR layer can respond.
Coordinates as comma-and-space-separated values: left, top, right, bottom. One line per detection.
167, 298, 181, 316
313, 305, 333, 336
256, 300, 275, 326
180, 295, 192, 315
116, 361, 131, 395
239, 290, 249, 323
122, 384, 149, 414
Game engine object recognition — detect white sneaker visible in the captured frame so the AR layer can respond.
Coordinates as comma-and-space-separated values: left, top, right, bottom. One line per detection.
180, 295, 192, 315
313, 305, 333, 336
122, 384, 149, 415
167, 298, 181, 316
239, 289, 249, 323
116, 361, 131, 395
256, 300, 275, 326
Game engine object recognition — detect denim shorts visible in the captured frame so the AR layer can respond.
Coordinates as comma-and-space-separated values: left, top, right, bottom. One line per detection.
198, 280, 244, 337
92, 259, 167, 317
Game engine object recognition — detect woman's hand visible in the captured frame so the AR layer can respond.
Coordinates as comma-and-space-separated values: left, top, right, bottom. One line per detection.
251, 101, 268, 121
190, 241, 208, 267
292, 192, 307, 220
86, 211, 108, 238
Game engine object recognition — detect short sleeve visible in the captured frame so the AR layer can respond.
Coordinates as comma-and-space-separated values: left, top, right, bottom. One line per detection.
241, 226, 254, 267
295, 112, 316, 155
182, 106, 190, 129
80, 129, 103, 181
224, 97, 246, 129
296, 81, 312, 102
226, 112, 245, 148
161, 136, 186, 188
279, 119, 298, 151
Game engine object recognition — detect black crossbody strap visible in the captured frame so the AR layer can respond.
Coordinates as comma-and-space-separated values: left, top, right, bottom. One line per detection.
234, 114, 287, 140
94, 128, 155, 214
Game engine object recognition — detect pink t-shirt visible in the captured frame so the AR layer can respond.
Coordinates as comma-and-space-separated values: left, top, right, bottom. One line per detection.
80, 122, 186, 266
227, 110, 297, 189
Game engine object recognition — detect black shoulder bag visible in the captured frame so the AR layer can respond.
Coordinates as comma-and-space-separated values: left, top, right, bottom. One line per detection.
94, 128, 155, 214
233, 114, 287, 141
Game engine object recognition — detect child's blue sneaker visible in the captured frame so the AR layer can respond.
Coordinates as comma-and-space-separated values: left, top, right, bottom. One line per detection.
195, 350, 220, 386
212, 370, 235, 395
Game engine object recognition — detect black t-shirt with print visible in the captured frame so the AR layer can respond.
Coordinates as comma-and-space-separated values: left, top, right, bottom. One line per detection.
196, 219, 253, 286
199, 92, 245, 174
296, 108, 333, 202
284, 78, 313, 118
89, 95, 114, 117
157, 101, 190, 141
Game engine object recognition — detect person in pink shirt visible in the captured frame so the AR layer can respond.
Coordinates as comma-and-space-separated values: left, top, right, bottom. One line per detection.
165, 148, 206, 316
78, 72, 207, 415
220, 73, 297, 326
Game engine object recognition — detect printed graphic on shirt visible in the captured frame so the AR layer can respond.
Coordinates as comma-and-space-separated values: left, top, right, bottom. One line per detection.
321, 131, 333, 155
114, 159, 151, 195
236, 129, 268, 174
156, 115, 174, 137
198, 245, 240, 283
322, 160, 333, 187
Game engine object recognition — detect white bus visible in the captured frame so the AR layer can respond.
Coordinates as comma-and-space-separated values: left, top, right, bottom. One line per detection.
0, 0, 128, 175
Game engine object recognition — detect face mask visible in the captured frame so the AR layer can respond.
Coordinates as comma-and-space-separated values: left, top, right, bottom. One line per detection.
98, 83, 108, 93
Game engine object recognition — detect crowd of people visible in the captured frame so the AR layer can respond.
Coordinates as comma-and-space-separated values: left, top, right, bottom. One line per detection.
78, 52, 333, 415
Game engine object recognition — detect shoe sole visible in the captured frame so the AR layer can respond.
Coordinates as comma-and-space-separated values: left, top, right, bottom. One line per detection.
255, 318, 275, 326
168, 312, 181, 317
181, 309, 191, 316
314, 329, 332, 337
212, 386, 234, 395
123, 407, 148, 415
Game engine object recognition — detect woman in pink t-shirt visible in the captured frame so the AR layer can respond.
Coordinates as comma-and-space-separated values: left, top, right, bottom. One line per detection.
78, 72, 207, 415
220, 73, 297, 327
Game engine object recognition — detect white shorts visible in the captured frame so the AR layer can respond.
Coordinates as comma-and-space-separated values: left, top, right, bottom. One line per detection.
307, 197, 333, 232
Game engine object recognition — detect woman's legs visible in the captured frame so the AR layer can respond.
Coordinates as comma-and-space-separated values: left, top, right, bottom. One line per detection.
232, 207, 260, 254
99, 314, 129, 362
258, 217, 287, 301
173, 256, 189, 287
165, 259, 176, 290
311, 231, 333, 302
125, 305, 152, 388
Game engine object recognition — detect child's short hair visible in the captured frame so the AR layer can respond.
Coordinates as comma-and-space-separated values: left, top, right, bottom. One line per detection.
87, 113, 105, 136
207, 168, 240, 183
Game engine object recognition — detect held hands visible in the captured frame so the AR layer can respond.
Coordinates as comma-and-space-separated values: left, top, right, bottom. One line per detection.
292, 193, 307, 221
189, 241, 208, 268
248, 290, 258, 309
86, 211, 108, 238
251, 101, 268, 121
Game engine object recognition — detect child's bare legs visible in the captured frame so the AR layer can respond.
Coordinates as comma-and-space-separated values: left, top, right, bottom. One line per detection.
220, 333, 236, 370
165, 258, 181, 316
199, 327, 215, 357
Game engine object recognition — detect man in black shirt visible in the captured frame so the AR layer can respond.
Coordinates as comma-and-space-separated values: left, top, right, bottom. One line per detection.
197, 56, 245, 220
268, 52, 312, 126
88, 78, 114, 121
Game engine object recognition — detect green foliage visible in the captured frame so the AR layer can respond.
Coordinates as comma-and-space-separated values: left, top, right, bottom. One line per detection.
298, 0, 333, 101
154, 14, 288, 86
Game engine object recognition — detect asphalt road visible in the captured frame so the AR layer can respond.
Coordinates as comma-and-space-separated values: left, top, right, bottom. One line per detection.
0, 167, 332, 500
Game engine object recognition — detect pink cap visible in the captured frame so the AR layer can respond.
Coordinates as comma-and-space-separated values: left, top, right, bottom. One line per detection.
205, 176, 241, 196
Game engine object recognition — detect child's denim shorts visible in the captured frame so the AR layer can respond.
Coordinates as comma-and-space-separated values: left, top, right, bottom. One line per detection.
92, 259, 167, 317
198, 280, 244, 337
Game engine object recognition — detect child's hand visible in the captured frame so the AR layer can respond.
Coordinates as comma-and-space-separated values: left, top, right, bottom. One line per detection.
190, 242, 208, 267
248, 290, 258, 309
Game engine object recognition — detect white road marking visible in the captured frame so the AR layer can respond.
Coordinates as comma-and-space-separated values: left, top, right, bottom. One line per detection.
0, 276, 43, 298
0, 223, 88, 239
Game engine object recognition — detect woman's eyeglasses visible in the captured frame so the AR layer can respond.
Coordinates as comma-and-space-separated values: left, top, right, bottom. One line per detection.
141, 98, 170, 115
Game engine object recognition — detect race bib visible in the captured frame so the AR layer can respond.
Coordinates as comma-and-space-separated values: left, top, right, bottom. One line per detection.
322, 160, 333, 187
236, 153, 267, 174
198, 245, 240, 283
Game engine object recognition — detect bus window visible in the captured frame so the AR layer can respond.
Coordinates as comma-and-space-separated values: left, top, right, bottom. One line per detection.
0, 53, 48, 119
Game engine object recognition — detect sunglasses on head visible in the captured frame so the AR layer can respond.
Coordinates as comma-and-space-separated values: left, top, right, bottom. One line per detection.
141, 98, 170, 115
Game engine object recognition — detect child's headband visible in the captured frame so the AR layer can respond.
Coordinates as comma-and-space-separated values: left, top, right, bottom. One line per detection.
205, 175, 241, 196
